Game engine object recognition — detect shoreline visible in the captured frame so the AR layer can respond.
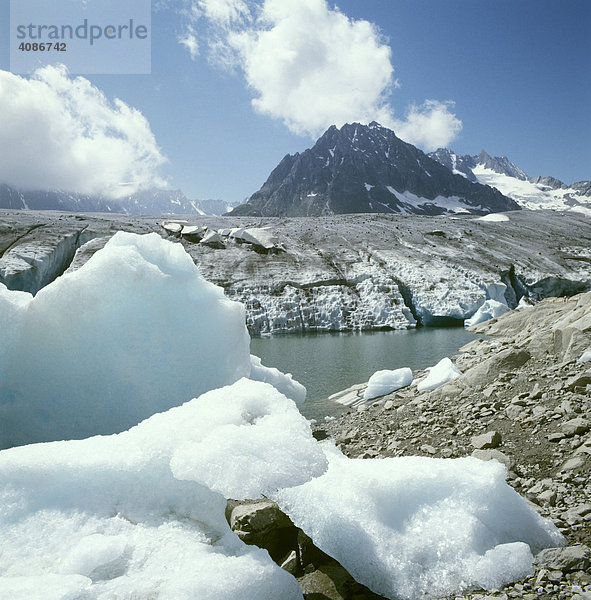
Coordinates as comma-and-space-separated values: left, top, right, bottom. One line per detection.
312, 292, 590, 599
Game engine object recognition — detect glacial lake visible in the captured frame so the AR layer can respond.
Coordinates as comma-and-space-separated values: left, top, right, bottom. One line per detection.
250, 327, 478, 421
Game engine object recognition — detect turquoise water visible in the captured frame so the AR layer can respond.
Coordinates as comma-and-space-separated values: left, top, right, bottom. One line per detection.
250, 328, 477, 420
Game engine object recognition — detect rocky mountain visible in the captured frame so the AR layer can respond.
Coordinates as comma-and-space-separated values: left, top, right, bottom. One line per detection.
230, 122, 519, 217
429, 149, 591, 215
0, 184, 234, 216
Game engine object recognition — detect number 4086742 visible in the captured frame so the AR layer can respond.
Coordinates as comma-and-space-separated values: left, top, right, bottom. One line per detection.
18, 42, 66, 51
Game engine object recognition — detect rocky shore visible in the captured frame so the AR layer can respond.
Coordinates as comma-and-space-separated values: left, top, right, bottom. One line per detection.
306, 291, 590, 599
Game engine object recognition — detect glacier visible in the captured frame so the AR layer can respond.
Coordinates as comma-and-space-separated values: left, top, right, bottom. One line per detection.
1, 210, 590, 336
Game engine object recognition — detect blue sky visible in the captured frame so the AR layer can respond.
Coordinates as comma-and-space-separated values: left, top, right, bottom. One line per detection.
0, 0, 589, 203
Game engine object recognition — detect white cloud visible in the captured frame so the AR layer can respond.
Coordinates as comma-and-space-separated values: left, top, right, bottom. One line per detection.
393, 100, 463, 152
198, 0, 250, 25
227, 0, 394, 138
178, 0, 463, 150
179, 28, 200, 59
0, 66, 166, 198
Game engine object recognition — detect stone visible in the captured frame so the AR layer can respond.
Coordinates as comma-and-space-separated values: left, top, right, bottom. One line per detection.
567, 372, 591, 391
471, 449, 514, 470
505, 405, 524, 420
535, 544, 591, 572
561, 418, 591, 437
537, 490, 558, 506
548, 432, 566, 442
227, 499, 297, 562
471, 430, 502, 449
280, 550, 300, 576
561, 456, 586, 472
298, 567, 347, 600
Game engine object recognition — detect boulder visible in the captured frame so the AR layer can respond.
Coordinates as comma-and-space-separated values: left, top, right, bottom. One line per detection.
535, 545, 591, 572
471, 431, 502, 449
561, 418, 590, 437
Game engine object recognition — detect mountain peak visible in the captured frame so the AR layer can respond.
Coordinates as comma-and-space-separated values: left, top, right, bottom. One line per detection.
230, 123, 517, 217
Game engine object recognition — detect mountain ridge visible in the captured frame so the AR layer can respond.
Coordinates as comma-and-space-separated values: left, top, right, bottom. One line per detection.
428, 148, 591, 215
0, 184, 236, 216
230, 122, 519, 217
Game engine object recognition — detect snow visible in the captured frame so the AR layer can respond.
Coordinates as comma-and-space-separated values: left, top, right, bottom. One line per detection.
472, 165, 591, 213
274, 444, 564, 600
465, 299, 511, 328
389, 188, 475, 214
417, 357, 462, 392
0, 231, 251, 448
478, 213, 510, 222
249, 355, 306, 404
0, 378, 325, 600
577, 348, 591, 363
364, 183, 374, 191
363, 368, 413, 400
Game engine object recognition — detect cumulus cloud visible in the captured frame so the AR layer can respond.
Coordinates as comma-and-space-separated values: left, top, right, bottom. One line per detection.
393, 100, 463, 151
0, 66, 166, 197
227, 0, 394, 138
178, 0, 462, 150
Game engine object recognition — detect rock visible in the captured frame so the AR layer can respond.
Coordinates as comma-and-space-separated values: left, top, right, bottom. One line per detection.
471, 430, 502, 449
548, 432, 566, 442
280, 550, 300, 576
298, 563, 387, 600
471, 449, 514, 470
297, 530, 336, 572
561, 456, 586, 471
535, 544, 591, 572
561, 417, 591, 437
505, 405, 524, 420
299, 566, 348, 600
537, 490, 558, 506
226, 499, 297, 562
462, 349, 531, 387
567, 371, 591, 391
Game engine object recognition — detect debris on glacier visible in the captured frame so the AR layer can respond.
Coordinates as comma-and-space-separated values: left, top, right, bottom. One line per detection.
274, 443, 565, 600
200, 230, 225, 248
416, 357, 462, 392
229, 227, 279, 250
161, 221, 183, 235
363, 368, 413, 400
464, 299, 511, 328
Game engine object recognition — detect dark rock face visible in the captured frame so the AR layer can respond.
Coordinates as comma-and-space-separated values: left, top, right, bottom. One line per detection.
475, 149, 529, 180
231, 122, 519, 217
